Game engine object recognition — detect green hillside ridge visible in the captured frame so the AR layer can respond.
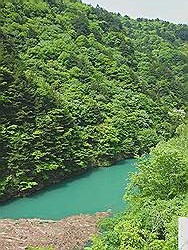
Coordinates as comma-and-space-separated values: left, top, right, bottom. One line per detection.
0, 0, 187, 201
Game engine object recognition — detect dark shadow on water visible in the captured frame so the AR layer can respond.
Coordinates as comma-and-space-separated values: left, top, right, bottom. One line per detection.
30, 167, 102, 199
0, 167, 102, 206
0, 158, 137, 207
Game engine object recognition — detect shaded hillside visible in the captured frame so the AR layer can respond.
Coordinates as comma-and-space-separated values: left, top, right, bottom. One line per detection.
0, 0, 187, 200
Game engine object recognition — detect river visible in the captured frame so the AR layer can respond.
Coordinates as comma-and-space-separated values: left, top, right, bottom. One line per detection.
0, 159, 136, 220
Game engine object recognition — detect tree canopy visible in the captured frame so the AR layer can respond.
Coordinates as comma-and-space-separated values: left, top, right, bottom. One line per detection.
0, 0, 187, 200
88, 122, 188, 250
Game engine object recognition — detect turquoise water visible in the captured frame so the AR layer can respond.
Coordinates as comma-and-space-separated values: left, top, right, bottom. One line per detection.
0, 159, 136, 220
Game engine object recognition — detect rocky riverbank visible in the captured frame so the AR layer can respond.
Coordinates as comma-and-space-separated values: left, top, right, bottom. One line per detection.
0, 212, 109, 250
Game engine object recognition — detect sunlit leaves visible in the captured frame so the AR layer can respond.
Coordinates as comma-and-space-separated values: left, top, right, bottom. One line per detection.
0, 0, 187, 202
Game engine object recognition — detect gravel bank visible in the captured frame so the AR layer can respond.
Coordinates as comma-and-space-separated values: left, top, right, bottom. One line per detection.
0, 212, 109, 250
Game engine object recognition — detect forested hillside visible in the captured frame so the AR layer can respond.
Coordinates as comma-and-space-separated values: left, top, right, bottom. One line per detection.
89, 122, 188, 250
0, 0, 187, 200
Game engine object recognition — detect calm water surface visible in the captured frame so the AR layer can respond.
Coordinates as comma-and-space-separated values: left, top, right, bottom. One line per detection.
0, 159, 136, 219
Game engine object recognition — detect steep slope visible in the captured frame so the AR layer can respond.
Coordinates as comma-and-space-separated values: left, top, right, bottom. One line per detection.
0, 0, 187, 200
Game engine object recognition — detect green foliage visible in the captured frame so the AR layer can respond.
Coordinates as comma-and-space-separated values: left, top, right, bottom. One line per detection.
89, 124, 188, 249
0, 0, 187, 200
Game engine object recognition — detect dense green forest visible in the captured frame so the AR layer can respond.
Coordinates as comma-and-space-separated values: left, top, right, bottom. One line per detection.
0, 0, 187, 201
88, 122, 188, 250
